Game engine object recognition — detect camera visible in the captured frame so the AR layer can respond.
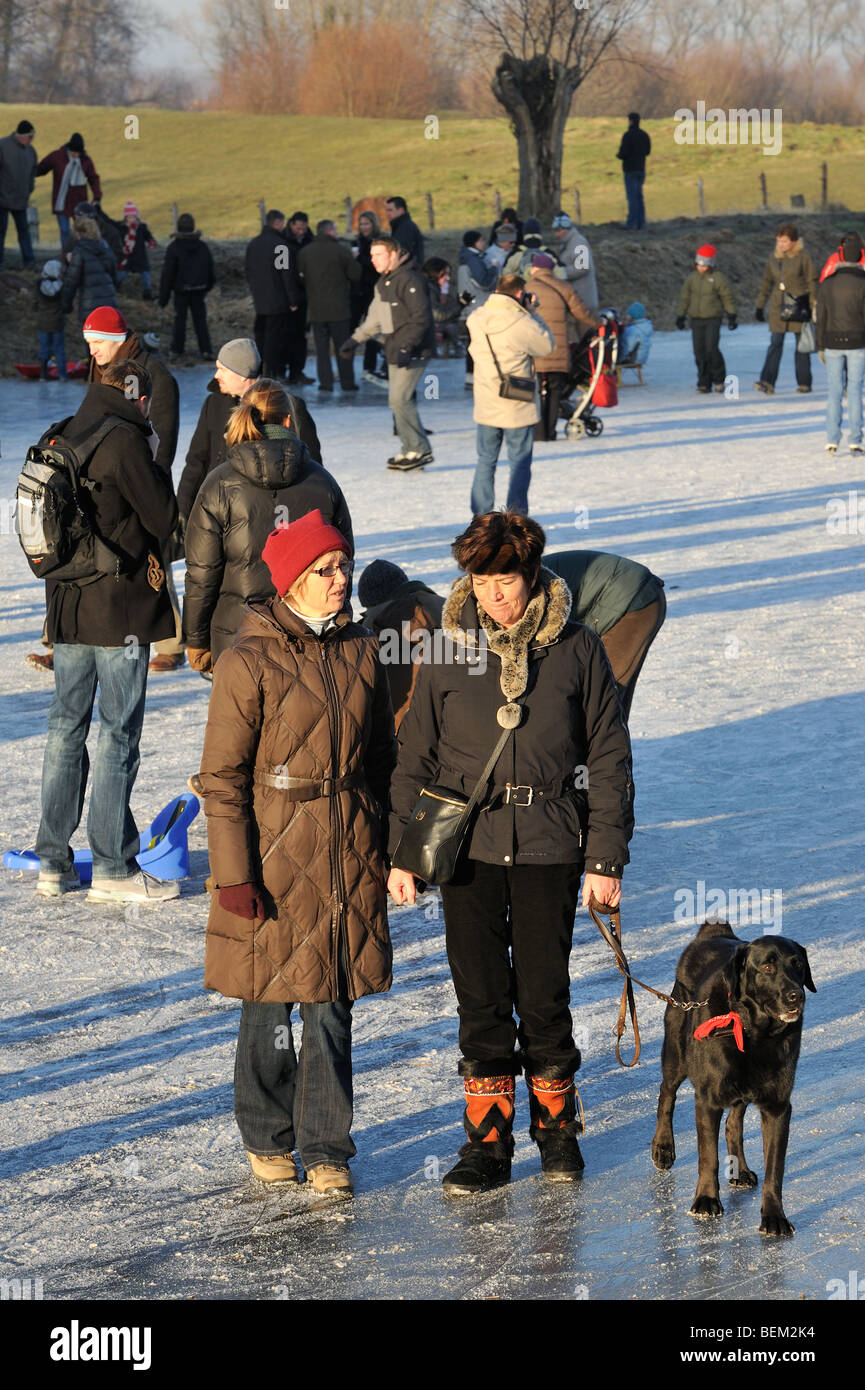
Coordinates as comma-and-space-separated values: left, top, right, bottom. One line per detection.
520, 291, 538, 309
458, 290, 474, 307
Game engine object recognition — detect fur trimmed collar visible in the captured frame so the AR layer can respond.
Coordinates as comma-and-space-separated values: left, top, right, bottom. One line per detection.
778, 238, 804, 258
442, 567, 573, 701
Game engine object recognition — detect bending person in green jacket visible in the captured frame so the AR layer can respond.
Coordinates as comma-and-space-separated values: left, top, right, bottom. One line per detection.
676, 243, 737, 393
543, 549, 665, 720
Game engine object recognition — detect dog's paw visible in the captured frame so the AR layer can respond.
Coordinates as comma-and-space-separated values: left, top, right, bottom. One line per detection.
760, 1209, 795, 1238
729, 1167, 758, 1188
651, 1139, 675, 1170
690, 1194, 724, 1219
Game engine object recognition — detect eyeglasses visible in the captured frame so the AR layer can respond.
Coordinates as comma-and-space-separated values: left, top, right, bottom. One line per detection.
312, 561, 353, 580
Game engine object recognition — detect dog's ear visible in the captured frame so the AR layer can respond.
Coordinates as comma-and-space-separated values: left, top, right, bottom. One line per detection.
798, 946, 817, 993
722, 943, 748, 1001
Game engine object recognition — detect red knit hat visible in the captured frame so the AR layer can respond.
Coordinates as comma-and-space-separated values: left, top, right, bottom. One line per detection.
262, 510, 352, 597
123, 201, 139, 218
695, 244, 716, 266
82, 306, 129, 342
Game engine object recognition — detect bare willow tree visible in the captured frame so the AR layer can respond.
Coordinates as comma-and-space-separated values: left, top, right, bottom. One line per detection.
465, 0, 649, 220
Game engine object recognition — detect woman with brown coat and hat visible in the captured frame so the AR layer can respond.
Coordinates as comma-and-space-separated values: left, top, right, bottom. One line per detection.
199, 509, 396, 1197
754, 222, 818, 394
527, 253, 599, 439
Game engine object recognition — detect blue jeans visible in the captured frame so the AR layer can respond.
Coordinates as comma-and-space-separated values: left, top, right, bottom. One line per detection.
624, 171, 646, 230
760, 330, 812, 387
56, 213, 70, 246
471, 423, 535, 516
38, 330, 67, 377
825, 347, 865, 445
35, 642, 150, 878
388, 362, 430, 454
234, 999, 356, 1167
0, 206, 34, 266
117, 268, 152, 294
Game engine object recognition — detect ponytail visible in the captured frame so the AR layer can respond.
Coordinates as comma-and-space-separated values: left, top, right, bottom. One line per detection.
225, 377, 291, 446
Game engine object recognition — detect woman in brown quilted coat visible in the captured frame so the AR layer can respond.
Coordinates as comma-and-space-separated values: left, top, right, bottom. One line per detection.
199, 509, 396, 1197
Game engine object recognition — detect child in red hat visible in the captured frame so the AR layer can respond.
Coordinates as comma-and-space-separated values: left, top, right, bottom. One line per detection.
114, 200, 157, 299
676, 244, 737, 393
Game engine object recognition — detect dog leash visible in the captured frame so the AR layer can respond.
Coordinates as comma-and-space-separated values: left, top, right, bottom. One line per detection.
587, 897, 709, 1069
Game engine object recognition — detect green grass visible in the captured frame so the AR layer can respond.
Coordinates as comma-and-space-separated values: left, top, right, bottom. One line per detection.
4, 105, 863, 241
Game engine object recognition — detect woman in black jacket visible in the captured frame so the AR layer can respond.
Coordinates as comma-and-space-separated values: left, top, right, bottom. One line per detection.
158, 213, 216, 358
61, 213, 117, 323
351, 211, 382, 377
387, 511, 633, 1195
182, 379, 353, 675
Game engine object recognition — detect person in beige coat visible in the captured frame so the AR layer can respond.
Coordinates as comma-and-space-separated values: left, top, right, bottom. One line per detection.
527, 253, 599, 439
466, 274, 555, 516
199, 508, 396, 1197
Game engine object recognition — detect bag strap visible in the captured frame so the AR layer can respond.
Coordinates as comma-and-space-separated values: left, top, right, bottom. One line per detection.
484, 333, 505, 384
458, 693, 527, 826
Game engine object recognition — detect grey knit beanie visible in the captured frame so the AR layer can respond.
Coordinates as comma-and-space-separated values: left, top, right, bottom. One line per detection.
358, 559, 409, 609
216, 338, 260, 379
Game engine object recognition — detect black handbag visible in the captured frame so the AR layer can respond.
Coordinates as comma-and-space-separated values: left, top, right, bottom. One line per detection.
391, 701, 524, 885
779, 283, 811, 323
485, 334, 536, 402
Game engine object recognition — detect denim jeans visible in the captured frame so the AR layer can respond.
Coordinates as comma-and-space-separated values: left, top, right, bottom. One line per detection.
760, 330, 812, 387
56, 213, 70, 246
825, 347, 865, 445
624, 171, 646, 230
117, 268, 152, 294
388, 362, 430, 454
234, 999, 356, 1167
471, 423, 535, 515
38, 330, 68, 377
0, 206, 34, 266
35, 642, 150, 878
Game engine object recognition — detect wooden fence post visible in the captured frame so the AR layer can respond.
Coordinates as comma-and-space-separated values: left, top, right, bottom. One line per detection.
494, 190, 502, 219
574, 187, 581, 224
258, 199, 266, 228
426, 192, 435, 230
697, 178, 705, 216
170, 203, 178, 234
821, 163, 827, 210
344, 197, 352, 234
759, 172, 767, 209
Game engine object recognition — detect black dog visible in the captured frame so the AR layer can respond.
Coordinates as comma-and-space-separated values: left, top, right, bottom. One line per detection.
651, 921, 815, 1237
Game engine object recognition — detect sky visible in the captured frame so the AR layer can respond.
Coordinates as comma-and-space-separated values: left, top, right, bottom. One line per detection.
140, 3, 209, 77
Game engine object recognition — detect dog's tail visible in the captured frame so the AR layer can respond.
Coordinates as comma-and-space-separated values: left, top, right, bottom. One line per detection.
695, 919, 736, 940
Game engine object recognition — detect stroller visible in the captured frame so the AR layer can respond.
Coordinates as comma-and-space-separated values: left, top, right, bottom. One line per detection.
558, 312, 620, 439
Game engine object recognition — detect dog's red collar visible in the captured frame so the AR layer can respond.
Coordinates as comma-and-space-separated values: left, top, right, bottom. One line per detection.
693, 1011, 745, 1051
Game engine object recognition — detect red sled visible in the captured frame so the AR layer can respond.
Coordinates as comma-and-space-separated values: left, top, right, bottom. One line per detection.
591, 370, 618, 408
14, 359, 88, 381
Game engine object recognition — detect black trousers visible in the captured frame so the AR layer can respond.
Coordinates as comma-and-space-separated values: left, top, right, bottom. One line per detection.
691, 317, 726, 388
535, 371, 569, 440
172, 291, 213, 356
312, 319, 353, 389
285, 301, 308, 379
254, 312, 292, 378
439, 859, 584, 1076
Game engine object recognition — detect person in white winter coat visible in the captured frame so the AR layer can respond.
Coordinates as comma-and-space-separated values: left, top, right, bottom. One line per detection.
466, 274, 554, 516
551, 213, 599, 313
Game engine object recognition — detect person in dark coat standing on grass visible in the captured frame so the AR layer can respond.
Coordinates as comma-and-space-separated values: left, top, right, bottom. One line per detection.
177, 339, 322, 524
298, 219, 361, 392
34, 358, 179, 907
0, 119, 37, 268
61, 213, 118, 323
754, 222, 818, 394
35, 133, 101, 245
183, 379, 352, 675
357, 559, 444, 732
245, 209, 299, 378
616, 113, 651, 231
159, 213, 216, 359
675, 244, 737, 393
385, 196, 424, 265
387, 511, 633, 1196
816, 232, 865, 455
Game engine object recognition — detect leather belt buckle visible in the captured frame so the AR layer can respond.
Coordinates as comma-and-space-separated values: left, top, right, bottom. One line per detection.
504, 783, 533, 806
320, 777, 334, 796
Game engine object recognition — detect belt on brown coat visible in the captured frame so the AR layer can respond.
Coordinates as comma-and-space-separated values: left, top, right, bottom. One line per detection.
255, 769, 366, 800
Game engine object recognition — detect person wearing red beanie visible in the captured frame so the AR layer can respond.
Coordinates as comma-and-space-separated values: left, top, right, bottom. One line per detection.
676, 245, 737, 393
197, 508, 396, 1199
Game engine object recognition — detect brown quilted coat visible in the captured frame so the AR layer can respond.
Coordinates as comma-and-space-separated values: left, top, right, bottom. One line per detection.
528, 268, 598, 371
201, 597, 397, 1003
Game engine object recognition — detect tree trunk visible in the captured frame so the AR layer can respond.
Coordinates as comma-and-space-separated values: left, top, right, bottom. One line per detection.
491, 53, 579, 223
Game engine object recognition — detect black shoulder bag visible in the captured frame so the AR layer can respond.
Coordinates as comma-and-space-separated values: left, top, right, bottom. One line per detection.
485, 334, 536, 403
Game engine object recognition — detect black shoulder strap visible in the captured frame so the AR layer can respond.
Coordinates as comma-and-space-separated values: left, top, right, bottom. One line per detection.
72, 416, 127, 468
484, 334, 505, 383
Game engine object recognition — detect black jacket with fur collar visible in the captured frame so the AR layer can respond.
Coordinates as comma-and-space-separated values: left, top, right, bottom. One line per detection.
389, 569, 633, 873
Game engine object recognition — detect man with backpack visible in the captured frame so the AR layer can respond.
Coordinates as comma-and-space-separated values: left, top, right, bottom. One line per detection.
28, 358, 179, 904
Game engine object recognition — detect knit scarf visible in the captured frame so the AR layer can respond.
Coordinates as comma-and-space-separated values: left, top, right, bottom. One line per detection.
55, 152, 87, 213
120, 221, 138, 270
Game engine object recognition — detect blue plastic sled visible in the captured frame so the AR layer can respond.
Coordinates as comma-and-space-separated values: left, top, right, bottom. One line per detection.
3, 793, 200, 884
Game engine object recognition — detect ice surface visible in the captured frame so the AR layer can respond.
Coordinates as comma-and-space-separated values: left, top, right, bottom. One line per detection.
0, 328, 862, 1301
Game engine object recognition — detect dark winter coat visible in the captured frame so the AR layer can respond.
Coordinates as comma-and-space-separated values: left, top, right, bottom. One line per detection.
0, 131, 37, 209
35, 145, 101, 217
678, 268, 736, 320
389, 570, 633, 874
158, 231, 215, 305
87, 334, 179, 474
388, 211, 424, 266
616, 125, 651, 173
757, 240, 817, 335
37, 286, 65, 333
44, 384, 178, 647
350, 233, 377, 326
543, 551, 664, 636
816, 263, 865, 351
286, 227, 313, 302
527, 269, 597, 371
457, 244, 498, 310
201, 597, 396, 1003
362, 580, 445, 732
61, 236, 117, 322
183, 429, 353, 660
62, 208, 122, 267
297, 233, 361, 323
114, 219, 155, 273
177, 380, 322, 522
244, 224, 298, 315
351, 261, 435, 366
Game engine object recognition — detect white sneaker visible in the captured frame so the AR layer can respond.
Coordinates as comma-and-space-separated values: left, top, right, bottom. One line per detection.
363, 370, 388, 388
36, 866, 80, 897
850, 442, 864, 454
825, 442, 838, 453
88, 871, 180, 904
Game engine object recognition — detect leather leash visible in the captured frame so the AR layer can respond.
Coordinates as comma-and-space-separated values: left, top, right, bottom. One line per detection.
587, 896, 709, 1069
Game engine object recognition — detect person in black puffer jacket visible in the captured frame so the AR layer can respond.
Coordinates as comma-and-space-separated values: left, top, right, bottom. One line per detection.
61, 213, 117, 323
816, 231, 865, 453
183, 379, 352, 675
159, 212, 216, 358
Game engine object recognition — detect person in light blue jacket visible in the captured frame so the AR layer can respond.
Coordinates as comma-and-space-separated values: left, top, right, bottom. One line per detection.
619, 301, 653, 366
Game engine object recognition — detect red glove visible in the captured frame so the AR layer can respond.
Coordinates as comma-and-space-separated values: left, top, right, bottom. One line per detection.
218, 882, 268, 920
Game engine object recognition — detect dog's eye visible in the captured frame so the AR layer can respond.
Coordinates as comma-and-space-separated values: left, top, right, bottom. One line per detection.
762, 963, 775, 973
